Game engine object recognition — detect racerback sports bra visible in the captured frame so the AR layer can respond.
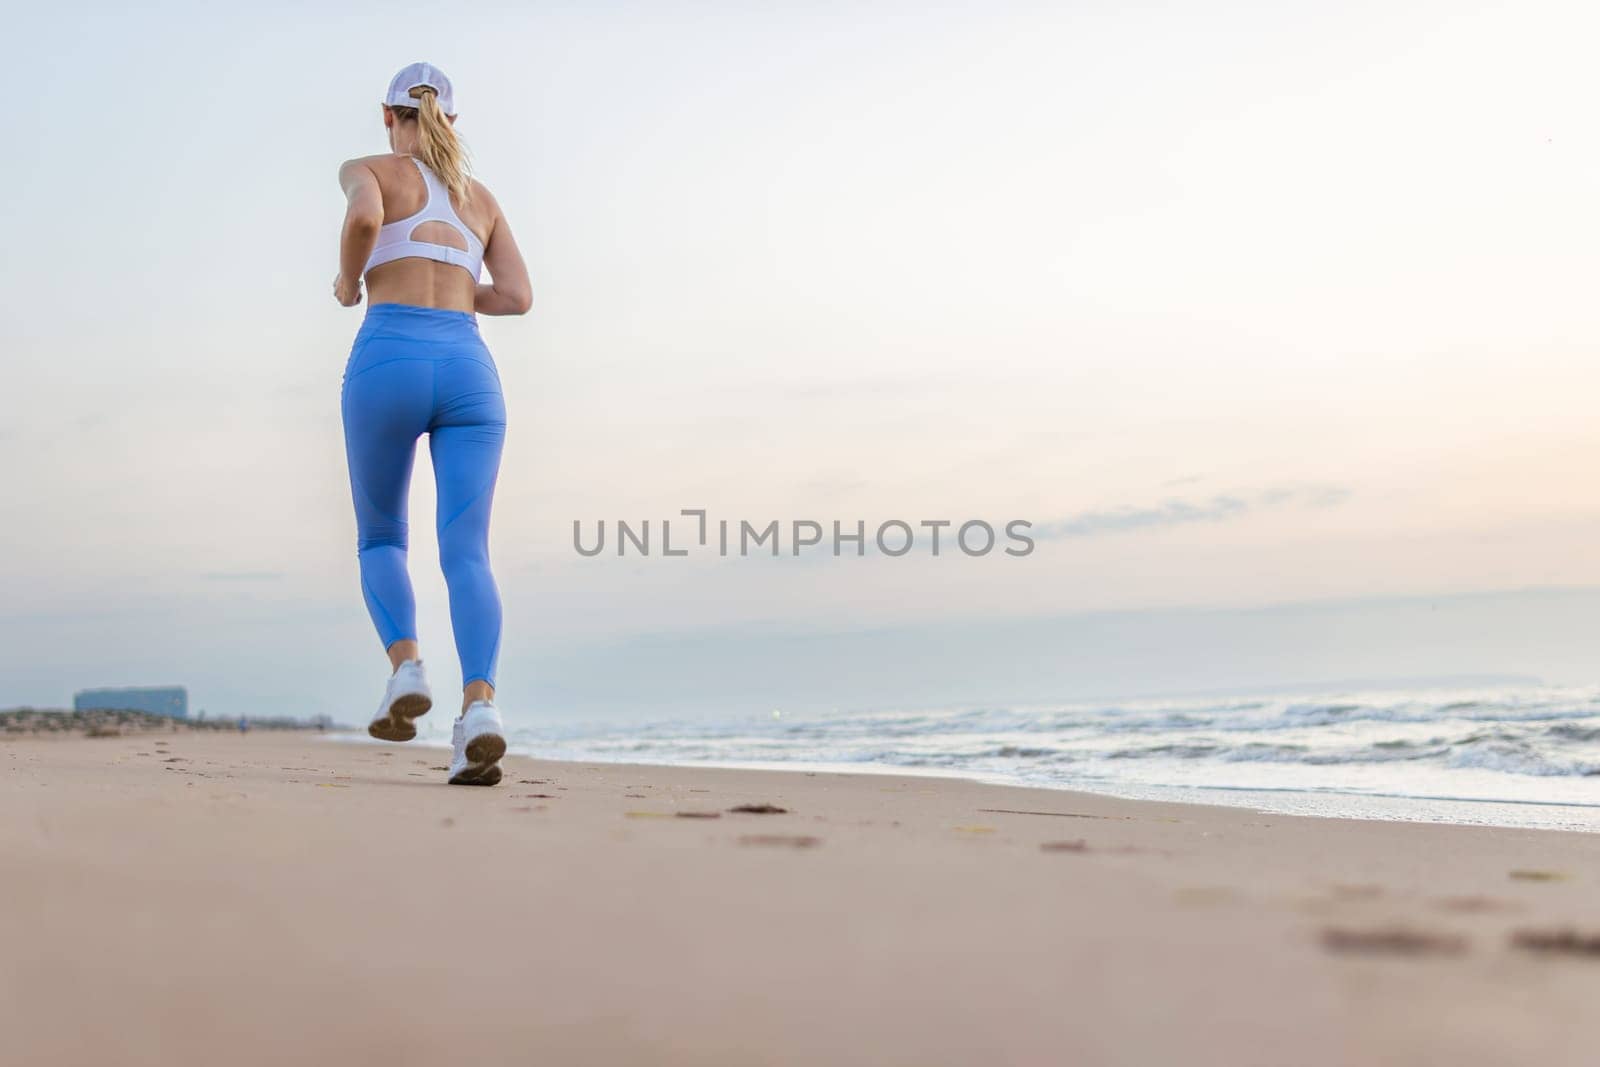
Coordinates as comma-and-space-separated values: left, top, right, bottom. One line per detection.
364, 157, 485, 282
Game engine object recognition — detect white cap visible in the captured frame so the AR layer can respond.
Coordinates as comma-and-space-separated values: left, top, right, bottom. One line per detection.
383, 62, 456, 117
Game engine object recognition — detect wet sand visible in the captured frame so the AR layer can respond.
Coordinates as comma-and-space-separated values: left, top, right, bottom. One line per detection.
4, 731, 1600, 1066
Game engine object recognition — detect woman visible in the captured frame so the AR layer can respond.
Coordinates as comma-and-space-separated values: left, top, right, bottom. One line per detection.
333, 62, 531, 786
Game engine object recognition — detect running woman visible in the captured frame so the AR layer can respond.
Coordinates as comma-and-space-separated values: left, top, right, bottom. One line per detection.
332, 62, 531, 785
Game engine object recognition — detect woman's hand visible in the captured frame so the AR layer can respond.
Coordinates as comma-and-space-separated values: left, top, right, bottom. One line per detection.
333, 273, 363, 307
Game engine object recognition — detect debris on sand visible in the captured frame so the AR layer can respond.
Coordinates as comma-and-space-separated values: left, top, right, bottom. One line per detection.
738, 834, 821, 849
1320, 927, 1468, 957
978, 808, 1118, 820
1511, 928, 1600, 956
728, 803, 788, 814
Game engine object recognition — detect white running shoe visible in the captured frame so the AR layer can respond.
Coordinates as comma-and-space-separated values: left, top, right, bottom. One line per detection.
368, 659, 433, 742
448, 701, 507, 786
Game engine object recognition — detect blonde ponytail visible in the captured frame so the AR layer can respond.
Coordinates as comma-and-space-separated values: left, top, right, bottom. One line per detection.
395, 86, 472, 205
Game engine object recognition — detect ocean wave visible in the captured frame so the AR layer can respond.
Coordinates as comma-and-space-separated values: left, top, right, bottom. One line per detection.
1266, 701, 1598, 730
1222, 743, 1313, 762
991, 745, 1057, 759
1107, 743, 1223, 760
1444, 743, 1600, 778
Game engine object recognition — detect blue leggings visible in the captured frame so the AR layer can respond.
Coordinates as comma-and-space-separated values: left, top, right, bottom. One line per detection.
341, 303, 505, 688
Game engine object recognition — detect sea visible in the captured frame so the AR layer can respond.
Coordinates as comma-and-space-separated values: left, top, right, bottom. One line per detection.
509, 683, 1600, 832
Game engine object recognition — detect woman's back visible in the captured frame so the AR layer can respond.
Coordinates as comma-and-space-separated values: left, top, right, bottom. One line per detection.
358, 153, 497, 313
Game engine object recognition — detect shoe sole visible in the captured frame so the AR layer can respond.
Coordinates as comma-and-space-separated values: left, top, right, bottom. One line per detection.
448, 731, 507, 786
368, 693, 433, 742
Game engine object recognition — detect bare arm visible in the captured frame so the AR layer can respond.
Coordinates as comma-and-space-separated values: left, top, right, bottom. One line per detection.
334, 159, 384, 307
474, 186, 532, 316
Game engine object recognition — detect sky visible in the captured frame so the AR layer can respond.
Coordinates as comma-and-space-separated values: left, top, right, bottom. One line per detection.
2, 0, 1599, 721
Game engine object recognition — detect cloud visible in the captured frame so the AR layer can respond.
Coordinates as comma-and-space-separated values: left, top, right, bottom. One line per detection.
1033, 485, 1350, 541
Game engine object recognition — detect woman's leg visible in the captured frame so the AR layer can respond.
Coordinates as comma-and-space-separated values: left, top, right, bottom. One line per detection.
342, 358, 433, 664
428, 361, 507, 712
386, 639, 421, 672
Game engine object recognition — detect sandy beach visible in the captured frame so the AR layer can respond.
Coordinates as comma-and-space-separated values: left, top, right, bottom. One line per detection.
5, 731, 1600, 1066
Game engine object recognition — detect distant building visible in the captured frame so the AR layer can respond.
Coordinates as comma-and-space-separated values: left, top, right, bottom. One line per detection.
73, 686, 188, 720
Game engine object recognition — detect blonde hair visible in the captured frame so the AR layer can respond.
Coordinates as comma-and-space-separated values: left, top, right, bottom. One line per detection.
390, 86, 472, 204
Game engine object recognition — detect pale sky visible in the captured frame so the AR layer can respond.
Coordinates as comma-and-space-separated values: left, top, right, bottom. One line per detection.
3, 1, 1599, 720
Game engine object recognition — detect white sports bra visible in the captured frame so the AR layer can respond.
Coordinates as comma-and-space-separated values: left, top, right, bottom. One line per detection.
364, 157, 485, 282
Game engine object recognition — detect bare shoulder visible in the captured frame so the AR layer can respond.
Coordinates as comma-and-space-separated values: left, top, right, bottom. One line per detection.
343, 152, 395, 169
468, 176, 503, 216
337, 155, 387, 189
